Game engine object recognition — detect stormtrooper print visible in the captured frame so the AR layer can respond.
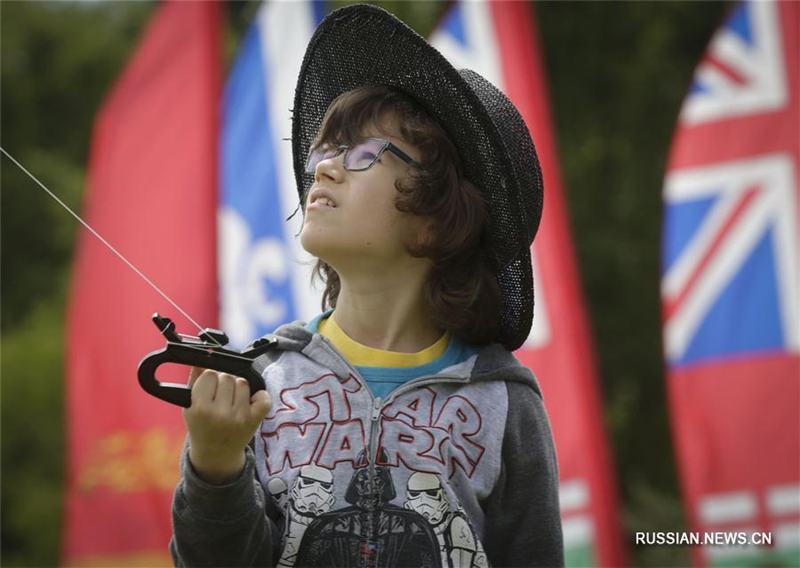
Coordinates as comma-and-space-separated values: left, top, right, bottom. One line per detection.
404, 472, 488, 568
277, 465, 336, 567
272, 457, 489, 567
267, 477, 289, 513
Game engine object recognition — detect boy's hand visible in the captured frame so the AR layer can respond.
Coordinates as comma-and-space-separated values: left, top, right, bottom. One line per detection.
183, 367, 271, 484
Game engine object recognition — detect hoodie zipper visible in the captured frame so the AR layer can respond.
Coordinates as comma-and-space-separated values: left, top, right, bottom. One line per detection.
365, 396, 382, 568
369, 395, 382, 481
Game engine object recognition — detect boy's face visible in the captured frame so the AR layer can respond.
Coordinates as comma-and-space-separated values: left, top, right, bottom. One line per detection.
300, 118, 429, 272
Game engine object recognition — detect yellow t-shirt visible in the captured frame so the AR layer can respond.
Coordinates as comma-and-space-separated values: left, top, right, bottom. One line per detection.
318, 314, 449, 367
313, 313, 477, 399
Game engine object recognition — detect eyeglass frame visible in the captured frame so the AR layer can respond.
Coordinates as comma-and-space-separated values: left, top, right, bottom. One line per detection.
304, 137, 423, 173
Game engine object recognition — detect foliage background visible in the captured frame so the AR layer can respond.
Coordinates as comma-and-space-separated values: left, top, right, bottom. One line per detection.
1, 1, 728, 566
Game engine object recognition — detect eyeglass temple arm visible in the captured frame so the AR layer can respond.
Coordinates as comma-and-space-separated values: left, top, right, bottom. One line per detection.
387, 142, 423, 169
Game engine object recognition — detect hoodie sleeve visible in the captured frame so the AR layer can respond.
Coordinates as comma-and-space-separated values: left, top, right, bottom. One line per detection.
170, 444, 279, 567
482, 381, 564, 567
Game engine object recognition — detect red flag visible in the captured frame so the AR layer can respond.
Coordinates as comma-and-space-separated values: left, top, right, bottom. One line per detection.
431, 3, 627, 565
492, 5, 628, 567
662, 1, 799, 566
63, 1, 221, 564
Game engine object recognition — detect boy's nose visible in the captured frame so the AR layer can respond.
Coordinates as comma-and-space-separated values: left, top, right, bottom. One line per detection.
314, 152, 345, 183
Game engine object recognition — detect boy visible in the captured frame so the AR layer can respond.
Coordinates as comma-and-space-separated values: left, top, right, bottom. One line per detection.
171, 5, 562, 567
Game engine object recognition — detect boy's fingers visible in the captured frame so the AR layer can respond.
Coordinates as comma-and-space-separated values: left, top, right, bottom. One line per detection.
191, 370, 219, 403
215, 373, 237, 406
233, 378, 252, 411
188, 366, 204, 387
250, 390, 271, 422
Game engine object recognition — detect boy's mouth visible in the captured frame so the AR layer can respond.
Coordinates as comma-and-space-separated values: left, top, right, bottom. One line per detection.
309, 189, 338, 208
314, 197, 336, 208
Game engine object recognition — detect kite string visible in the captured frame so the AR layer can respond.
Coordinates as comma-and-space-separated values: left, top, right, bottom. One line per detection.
0, 146, 221, 347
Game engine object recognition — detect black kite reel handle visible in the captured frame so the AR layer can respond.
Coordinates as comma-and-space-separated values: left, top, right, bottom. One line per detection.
137, 313, 276, 408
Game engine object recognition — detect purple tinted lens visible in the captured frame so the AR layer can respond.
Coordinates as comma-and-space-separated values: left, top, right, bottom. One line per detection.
305, 147, 340, 173
344, 139, 387, 171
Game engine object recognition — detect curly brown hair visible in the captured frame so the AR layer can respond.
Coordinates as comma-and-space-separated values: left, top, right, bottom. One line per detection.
307, 86, 501, 346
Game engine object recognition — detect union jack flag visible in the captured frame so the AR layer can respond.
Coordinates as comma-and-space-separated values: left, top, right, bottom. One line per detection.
662, 1, 798, 367
662, 2, 799, 566
662, 152, 798, 365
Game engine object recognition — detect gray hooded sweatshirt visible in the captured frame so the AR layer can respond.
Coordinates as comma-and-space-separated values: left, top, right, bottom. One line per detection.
170, 321, 564, 567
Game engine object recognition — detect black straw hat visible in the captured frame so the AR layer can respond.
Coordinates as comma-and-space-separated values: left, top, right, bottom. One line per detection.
292, 4, 543, 351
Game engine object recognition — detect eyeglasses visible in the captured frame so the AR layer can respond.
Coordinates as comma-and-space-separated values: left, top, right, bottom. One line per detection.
304, 137, 423, 173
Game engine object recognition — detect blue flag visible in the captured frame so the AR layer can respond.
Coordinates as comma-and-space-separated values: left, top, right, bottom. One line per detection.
220, 1, 327, 347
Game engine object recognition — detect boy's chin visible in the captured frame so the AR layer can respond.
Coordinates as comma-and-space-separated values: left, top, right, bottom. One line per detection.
300, 231, 339, 262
